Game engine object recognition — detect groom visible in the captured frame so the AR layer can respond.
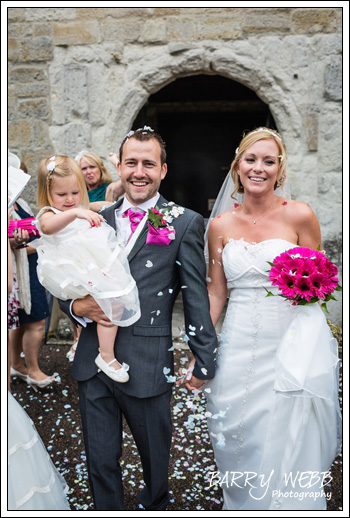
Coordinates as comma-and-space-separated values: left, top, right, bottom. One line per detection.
60, 127, 218, 510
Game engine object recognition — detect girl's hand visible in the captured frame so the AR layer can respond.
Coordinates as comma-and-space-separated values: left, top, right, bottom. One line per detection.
75, 208, 104, 227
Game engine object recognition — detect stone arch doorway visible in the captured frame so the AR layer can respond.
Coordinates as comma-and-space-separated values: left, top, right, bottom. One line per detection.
133, 75, 276, 218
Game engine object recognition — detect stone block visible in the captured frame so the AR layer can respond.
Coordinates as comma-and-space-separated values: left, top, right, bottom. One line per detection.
8, 8, 27, 22
9, 66, 48, 83
166, 18, 197, 40
63, 65, 89, 121
324, 60, 342, 101
21, 149, 55, 177
63, 123, 92, 157
25, 8, 77, 21
140, 19, 167, 43
8, 22, 34, 38
197, 18, 241, 40
15, 82, 50, 98
167, 42, 193, 55
292, 9, 340, 34
87, 65, 107, 126
18, 98, 50, 120
318, 173, 341, 201
8, 120, 34, 148
301, 105, 319, 151
7, 39, 20, 62
100, 17, 143, 43
7, 86, 17, 120
243, 9, 291, 33
32, 120, 53, 148
52, 20, 101, 45
21, 36, 53, 62
33, 23, 52, 37
77, 7, 153, 19
153, 8, 181, 16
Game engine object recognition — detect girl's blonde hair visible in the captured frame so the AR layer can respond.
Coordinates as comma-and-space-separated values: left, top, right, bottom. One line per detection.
229, 127, 288, 198
37, 155, 90, 209
74, 151, 113, 186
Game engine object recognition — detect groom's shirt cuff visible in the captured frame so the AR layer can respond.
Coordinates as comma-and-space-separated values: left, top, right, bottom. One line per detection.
69, 301, 93, 327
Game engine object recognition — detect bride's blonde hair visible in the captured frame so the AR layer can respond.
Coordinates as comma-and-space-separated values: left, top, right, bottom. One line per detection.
229, 127, 288, 197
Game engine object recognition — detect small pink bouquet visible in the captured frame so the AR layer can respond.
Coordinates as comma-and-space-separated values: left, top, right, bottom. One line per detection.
265, 247, 341, 312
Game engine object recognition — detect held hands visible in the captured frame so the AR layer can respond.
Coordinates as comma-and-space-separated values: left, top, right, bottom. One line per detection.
177, 356, 207, 391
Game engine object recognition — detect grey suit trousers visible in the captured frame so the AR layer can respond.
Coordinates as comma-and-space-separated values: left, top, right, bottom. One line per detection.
78, 372, 172, 511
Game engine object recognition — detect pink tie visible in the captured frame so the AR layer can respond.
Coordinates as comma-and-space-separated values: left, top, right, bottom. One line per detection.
123, 208, 144, 235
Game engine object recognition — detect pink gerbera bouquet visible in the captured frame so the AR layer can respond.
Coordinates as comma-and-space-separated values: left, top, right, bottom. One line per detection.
265, 247, 341, 312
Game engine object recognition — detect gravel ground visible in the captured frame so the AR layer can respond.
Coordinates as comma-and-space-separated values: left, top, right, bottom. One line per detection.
9, 332, 343, 513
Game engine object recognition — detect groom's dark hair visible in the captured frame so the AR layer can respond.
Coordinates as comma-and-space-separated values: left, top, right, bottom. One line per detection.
119, 127, 167, 165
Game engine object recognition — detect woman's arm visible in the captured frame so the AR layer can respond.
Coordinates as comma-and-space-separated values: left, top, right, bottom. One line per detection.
40, 208, 103, 235
207, 217, 228, 327
89, 201, 114, 212
294, 202, 322, 249
105, 181, 125, 202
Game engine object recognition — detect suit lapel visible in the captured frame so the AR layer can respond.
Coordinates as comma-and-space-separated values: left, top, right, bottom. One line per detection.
128, 194, 169, 262
103, 196, 169, 262
103, 200, 122, 230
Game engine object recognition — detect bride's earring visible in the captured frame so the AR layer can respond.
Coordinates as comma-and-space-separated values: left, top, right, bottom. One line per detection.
237, 171, 244, 193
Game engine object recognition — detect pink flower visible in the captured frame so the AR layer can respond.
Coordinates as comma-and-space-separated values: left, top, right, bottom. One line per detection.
266, 246, 341, 311
278, 271, 297, 298
293, 275, 314, 302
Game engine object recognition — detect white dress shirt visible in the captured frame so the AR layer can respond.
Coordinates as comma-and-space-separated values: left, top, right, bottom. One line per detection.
115, 193, 160, 243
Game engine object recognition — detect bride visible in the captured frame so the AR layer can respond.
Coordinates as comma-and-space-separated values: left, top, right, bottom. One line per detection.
185, 127, 341, 510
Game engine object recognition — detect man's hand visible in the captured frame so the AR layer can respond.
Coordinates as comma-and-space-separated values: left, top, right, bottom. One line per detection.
184, 374, 206, 391
72, 295, 114, 327
177, 357, 206, 391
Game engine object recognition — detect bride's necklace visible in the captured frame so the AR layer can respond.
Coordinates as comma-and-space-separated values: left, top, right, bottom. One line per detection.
241, 200, 274, 224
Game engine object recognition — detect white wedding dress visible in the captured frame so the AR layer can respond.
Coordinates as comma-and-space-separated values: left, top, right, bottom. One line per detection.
206, 238, 342, 511
8, 393, 70, 510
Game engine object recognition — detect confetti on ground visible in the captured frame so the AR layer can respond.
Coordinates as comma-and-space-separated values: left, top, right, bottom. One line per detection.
9, 341, 343, 511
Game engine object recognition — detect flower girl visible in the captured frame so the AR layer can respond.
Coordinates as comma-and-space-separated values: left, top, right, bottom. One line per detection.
33, 155, 141, 382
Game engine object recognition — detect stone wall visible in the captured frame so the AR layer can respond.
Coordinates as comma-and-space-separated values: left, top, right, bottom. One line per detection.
7, 7, 343, 323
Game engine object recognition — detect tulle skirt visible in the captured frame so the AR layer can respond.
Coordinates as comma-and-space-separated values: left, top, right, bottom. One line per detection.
34, 222, 140, 327
8, 392, 70, 510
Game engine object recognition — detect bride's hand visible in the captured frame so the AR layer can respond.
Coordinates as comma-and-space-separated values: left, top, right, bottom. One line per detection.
177, 357, 197, 388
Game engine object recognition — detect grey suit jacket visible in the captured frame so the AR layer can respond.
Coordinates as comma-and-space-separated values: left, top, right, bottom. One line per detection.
61, 195, 217, 398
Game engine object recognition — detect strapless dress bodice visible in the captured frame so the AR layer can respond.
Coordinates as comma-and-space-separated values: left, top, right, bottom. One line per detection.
222, 238, 297, 290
